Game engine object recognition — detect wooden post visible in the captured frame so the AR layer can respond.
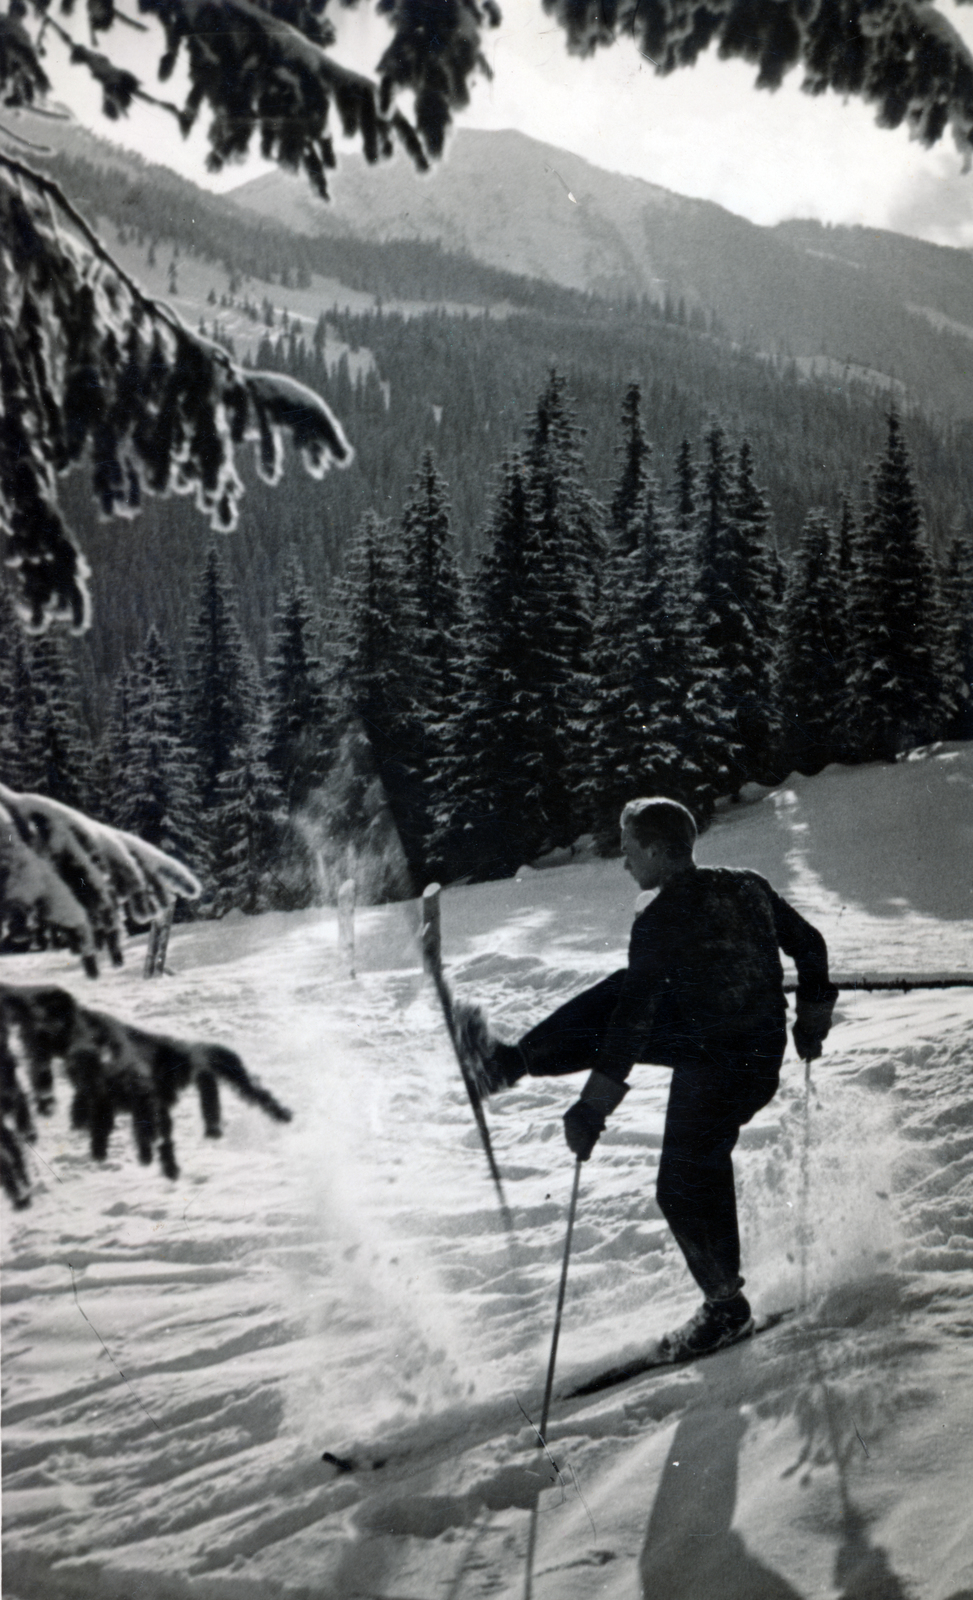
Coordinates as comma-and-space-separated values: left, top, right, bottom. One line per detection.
143, 903, 174, 978
338, 877, 356, 977
143, 920, 159, 979
421, 882, 441, 976
155, 903, 174, 973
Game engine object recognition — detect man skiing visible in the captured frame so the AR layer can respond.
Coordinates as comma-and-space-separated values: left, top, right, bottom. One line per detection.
467, 796, 837, 1362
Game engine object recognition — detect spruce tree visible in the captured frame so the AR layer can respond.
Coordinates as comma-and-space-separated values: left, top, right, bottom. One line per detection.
835, 493, 857, 583
186, 547, 261, 815
775, 511, 848, 773
768, 545, 789, 608
609, 381, 652, 555
525, 368, 606, 599
266, 554, 329, 813
400, 450, 466, 715
585, 417, 743, 841
521, 371, 602, 843
672, 438, 697, 536
27, 630, 92, 812
212, 710, 284, 916
0, 584, 44, 790
832, 489, 859, 705
632, 476, 736, 821
94, 658, 135, 827
585, 471, 734, 840
941, 534, 973, 739
432, 457, 552, 879
845, 412, 956, 761
331, 509, 425, 888
398, 451, 468, 863
667, 435, 701, 601
697, 422, 778, 791
113, 627, 199, 870
728, 437, 783, 779
581, 534, 646, 845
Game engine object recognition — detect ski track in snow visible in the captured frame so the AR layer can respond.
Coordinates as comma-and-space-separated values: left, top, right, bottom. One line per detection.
2, 746, 973, 1599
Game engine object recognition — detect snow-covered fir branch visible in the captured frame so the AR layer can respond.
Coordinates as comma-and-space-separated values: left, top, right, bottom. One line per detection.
0, 153, 352, 632
0, 783, 201, 977
0, 980, 291, 1208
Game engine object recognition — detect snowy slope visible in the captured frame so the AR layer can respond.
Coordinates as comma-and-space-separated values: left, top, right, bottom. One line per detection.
3, 746, 972, 1600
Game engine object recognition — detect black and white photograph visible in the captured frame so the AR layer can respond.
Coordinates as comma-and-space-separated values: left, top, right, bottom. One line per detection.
2, 0, 972, 1594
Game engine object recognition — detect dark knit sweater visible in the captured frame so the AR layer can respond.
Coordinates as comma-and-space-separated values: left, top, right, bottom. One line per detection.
599, 866, 836, 1082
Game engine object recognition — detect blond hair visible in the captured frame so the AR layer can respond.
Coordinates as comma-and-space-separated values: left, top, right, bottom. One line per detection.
620, 797, 697, 859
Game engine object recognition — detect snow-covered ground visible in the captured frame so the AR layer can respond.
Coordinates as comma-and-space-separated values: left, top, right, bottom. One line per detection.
3, 745, 972, 1600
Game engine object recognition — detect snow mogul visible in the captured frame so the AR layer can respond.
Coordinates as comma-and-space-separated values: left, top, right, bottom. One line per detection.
467, 796, 837, 1363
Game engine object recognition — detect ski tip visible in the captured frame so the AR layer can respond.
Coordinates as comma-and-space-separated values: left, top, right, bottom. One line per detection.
321, 1451, 388, 1475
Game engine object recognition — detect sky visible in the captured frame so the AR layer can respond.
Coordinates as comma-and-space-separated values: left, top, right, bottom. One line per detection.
41, 0, 973, 248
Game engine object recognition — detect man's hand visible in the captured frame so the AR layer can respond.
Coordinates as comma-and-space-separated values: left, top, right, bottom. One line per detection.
564, 1100, 605, 1161
793, 996, 836, 1062
563, 1069, 629, 1161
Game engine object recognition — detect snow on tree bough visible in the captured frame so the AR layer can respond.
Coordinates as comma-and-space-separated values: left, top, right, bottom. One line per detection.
1, 785, 292, 1206
0, 983, 292, 1209
0, 156, 353, 633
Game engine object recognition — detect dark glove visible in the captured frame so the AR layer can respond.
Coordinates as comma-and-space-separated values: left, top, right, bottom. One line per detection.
563, 1070, 629, 1161
793, 994, 836, 1062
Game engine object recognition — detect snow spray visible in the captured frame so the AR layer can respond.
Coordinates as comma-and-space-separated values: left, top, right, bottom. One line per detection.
739, 1064, 901, 1314
278, 996, 480, 1445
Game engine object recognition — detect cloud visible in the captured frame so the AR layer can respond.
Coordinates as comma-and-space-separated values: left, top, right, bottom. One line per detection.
887, 154, 973, 249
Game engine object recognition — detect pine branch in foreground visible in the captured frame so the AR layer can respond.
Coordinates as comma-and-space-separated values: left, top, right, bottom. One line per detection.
546, 0, 973, 155
0, 155, 352, 632
0, 983, 291, 1209
1, 784, 201, 976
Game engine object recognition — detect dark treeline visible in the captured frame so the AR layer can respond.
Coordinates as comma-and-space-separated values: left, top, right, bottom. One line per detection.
63, 304, 973, 713
3, 381, 971, 928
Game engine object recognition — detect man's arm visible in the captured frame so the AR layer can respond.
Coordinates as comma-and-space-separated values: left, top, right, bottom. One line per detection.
767, 889, 836, 1003
767, 887, 838, 1060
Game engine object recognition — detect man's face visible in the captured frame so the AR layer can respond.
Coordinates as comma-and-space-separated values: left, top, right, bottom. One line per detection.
621, 824, 665, 891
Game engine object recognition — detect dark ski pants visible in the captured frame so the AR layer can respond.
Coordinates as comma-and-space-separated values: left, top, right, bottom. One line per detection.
518, 973, 786, 1301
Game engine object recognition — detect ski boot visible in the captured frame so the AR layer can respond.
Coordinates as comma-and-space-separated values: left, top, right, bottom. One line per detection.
453, 1003, 527, 1104
657, 1291, 754, 1363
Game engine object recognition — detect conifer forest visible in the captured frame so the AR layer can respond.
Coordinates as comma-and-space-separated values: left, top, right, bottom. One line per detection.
3, 358, 971, 929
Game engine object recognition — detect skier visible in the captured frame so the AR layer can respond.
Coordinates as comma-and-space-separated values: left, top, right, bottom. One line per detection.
467, 796, 837, 1362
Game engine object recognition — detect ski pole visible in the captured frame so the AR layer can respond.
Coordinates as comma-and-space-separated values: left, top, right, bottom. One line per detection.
523, 1156, 582, 1600
799, 1057, 812, 1308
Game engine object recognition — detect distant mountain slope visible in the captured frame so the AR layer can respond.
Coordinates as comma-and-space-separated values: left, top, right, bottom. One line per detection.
230, 128, 973, 419
0, 109, 587, 323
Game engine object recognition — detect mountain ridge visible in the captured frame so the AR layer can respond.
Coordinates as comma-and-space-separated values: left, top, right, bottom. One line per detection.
229, 127, 973, 419
6, 108, 970, 416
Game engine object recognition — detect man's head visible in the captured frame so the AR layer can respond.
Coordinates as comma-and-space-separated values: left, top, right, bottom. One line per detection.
619, 797, 697, 890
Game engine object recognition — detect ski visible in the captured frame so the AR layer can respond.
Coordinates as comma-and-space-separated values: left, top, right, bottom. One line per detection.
562, 1308, 795, 1399
421, 883, 515, 1234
